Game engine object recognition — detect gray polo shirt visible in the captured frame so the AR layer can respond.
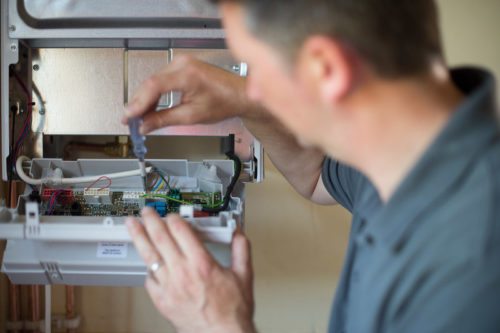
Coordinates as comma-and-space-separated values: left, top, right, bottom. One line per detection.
322, 68, 500, 333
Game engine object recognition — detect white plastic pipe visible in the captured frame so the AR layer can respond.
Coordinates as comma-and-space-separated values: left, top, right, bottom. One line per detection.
16, 156, 152, 186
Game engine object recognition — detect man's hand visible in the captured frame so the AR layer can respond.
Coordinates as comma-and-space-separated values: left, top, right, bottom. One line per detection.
126, 207, 257, 333
123, 56, 332, 204
122, 56, 253, 134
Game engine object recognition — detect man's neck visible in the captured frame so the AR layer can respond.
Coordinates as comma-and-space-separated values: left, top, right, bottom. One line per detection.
344, 70, 464, 202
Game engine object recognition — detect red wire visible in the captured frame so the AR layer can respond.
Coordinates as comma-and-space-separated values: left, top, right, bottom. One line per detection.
85, 176, 112, 191
48, 189, 65, 214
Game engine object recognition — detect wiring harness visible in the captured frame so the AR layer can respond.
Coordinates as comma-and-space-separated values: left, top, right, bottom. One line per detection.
202, 134, 241, 213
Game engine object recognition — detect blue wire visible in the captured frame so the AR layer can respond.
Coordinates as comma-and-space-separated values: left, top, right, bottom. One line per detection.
152, 177, 164, 192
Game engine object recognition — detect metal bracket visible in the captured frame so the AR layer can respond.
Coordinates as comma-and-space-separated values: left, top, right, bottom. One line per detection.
41, 262, 63, 284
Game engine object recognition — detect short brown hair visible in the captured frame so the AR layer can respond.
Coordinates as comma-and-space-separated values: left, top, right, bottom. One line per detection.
213, 0, 443, 78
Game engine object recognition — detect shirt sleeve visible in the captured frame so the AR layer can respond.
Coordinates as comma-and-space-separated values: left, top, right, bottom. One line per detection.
321, 158, 366, 212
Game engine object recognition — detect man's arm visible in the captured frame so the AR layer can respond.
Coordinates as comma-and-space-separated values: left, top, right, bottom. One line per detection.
124, 57, 336, 333
124, 56, 336, 205
242, 107, 335, 204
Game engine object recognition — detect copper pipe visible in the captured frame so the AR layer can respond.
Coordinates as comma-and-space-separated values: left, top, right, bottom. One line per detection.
9, 181, 17, 210
7, 182, 20, 333
29, 286, 40, 333
7, 281, 21, 333
66, 286, 76, 333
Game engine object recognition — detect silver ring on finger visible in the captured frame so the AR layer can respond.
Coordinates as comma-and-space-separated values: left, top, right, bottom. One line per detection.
147, 260, 165, 282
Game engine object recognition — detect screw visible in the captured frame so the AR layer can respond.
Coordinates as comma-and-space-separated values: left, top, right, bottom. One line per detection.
8, 25, 16, 32
33, 64, 40, 71
232, 65, 240, 72
10, 44, 17, 52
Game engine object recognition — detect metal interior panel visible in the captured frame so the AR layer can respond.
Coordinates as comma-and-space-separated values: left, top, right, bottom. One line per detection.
31, 48, 257, 160
127, 50, 170, 107
31, 48, 126, 136
169, 48, 242, 106
20, 0, 220, 25
172, 48, 240, 73
8, 0, 225, 43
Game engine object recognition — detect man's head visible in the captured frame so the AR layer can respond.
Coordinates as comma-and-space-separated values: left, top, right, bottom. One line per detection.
216, 0, 442, 78
214, 0, 445, 157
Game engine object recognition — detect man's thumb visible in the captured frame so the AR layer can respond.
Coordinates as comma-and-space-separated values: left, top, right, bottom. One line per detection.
231, 231, 253, 287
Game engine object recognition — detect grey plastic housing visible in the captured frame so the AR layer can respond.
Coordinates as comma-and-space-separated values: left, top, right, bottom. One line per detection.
1, 158, 243, 286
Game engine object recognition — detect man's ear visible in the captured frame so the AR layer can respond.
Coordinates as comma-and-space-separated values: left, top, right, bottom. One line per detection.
298, 36, 356, 103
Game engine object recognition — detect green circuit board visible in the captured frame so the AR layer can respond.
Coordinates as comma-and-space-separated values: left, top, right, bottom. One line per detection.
39, 189, 222, 217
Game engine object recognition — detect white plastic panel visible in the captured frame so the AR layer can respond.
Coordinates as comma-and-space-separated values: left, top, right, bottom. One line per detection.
2, 240, 232, 286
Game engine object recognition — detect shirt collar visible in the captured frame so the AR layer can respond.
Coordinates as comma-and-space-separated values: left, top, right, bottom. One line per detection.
361, 67, 500, 252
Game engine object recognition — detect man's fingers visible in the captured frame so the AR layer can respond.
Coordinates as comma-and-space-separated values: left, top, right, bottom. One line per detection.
231, 231, 253, 289
125, 83, 162, 119
140, 104, 195, 133
166, 214, 212, 264
125, 67, 188, 119
145, 275, 167, 312
126, 217, 168, 284
141, 207, 184, 267
121, 103, 157, 126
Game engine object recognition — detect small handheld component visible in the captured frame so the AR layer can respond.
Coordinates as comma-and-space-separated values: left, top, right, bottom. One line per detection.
128, 117, 148, 192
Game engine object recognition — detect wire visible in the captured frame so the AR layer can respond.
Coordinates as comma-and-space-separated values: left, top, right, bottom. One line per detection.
84, 176, 112, 191
47, 191, 58, 215
152, 178, 163, 192
16, 156, 153, 186
47, 189, 65, 215
145, 136, 242, 213
142, 193, 192, 206
202, 151, 242, 214
148, 174, 159, 190
9, 102, 17, 163
11, 72, 33, 160
152, 168, 172, 191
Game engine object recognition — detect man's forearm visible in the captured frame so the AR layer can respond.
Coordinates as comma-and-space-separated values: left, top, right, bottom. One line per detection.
242, 107, 325, 200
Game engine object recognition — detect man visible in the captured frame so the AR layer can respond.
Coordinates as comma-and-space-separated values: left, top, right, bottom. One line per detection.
123, 0, 500, 332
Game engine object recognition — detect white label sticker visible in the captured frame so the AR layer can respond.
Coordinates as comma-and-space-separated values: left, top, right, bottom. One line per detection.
97, 242, 128, 259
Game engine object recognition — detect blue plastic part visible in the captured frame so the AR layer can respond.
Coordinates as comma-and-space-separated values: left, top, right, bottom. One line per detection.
128, 117, 147, 161
145, 200, 168, 217
156, 202, 167, 217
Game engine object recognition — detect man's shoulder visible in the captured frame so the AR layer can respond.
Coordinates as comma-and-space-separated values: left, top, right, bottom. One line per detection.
422, 137, 500, 258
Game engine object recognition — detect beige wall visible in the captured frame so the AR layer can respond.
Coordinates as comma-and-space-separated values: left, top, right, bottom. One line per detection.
1, 1, 500, 332
439, 0, 500, 85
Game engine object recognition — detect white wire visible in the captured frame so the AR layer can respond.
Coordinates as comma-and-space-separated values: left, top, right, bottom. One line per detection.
16, 156, 153, 186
